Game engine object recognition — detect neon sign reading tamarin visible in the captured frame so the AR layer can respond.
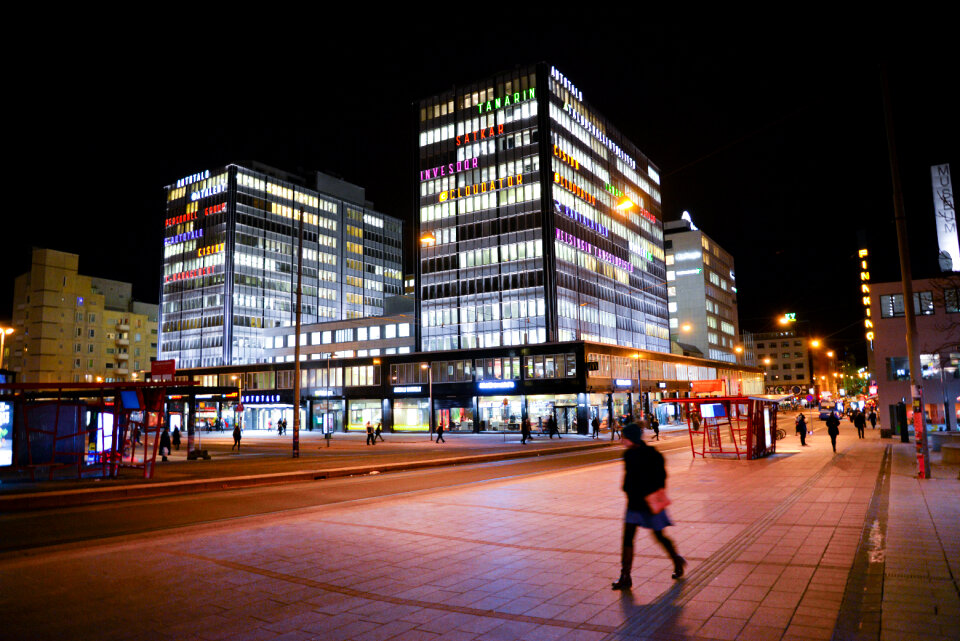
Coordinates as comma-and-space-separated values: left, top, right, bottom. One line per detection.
476, 87, 535, 115
438, 174, 523, 203
420, 157, 479, 181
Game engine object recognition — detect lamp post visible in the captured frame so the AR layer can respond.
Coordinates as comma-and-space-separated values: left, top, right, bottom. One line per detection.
421, 363, 433, 439
292, 206, 305, 459
631, 352, 644, 420
0, 327, 14, 370
231, 374, 243, 430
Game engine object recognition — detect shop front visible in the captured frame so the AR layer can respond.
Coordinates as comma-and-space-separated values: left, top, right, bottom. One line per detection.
477, 394, 523, 432
348, 399, 382, 432
434, 397, 475, 432
311, 398, 344, 433
240, 392, 297, 431
527, 394, 579, 433
393, 397, 430, 431
587, 392, 611, 429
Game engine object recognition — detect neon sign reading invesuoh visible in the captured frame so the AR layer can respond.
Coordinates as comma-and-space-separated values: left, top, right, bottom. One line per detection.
859, 249, 873, 342
438, 174, 523, 203
421, 157, 479, 181
555, 228, 633, 273
554, 200, 607, 237
197, 242, 224, 258
456, 124, 504, 146
553, 145, 579, 170
476, 87, 535, 115
176, 170, 210, 188
165, 229, 203, 246
164, 265, 215, 283
554, 172, 596, 206
190, 184, 225, 201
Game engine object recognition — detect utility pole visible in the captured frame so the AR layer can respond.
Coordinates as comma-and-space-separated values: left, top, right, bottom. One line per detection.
882, 64, 931, 478
292, 207, 304, 458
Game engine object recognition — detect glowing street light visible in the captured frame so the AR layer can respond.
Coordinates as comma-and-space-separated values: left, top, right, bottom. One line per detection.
0, 326, 14, 370
810, 339, 821, 348
420, 232, 436, 246
616, 198, 635, 211
681, 323, 693, 333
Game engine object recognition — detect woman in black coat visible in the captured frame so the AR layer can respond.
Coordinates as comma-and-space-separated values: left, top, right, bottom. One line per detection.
613, 422, 685, 590
158, 427, 172, 462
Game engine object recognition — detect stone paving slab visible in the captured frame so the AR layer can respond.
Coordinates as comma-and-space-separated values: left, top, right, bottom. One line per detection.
1, 425, 957, 641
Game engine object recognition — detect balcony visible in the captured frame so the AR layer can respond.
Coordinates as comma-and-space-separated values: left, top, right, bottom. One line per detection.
117, 321, 130, 331
116, 367, 129, 375
116, 338, 129, 346
116, 353, 129, 360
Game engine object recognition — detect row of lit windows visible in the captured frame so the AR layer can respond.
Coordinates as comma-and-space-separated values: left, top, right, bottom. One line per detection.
419, 103, 538, 148
555, 241, 631, 286
423, 327, 548, 352
420, 154, 539, 198
420, 182, 540, 223
423, 297, 545, 328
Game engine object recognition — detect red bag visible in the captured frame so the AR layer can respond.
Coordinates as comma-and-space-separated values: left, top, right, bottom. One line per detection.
645, 489, 672, 514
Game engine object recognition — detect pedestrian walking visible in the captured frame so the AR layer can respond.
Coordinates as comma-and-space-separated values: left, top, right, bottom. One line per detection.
159, 426, 172, 462
592, 416, 600, 439
375, 421, 384, 442
171, 426, 181, 451
854, 410, 866, 439
232, 423, 242, 451
650, 414, 660, 441
435, 422, 446, 443
612, 421, 685, 590
366, 421, 376, 446
610, 417, 620, 441
868, 410, 878, 429
548, 415, 560, 439
796, 413, 809, 446
521, 416, 532, 444
826, 412, 841, 453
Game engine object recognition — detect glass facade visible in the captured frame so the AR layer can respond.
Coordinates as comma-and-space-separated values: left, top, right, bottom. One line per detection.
416, 64, 669, 353
161, 164, 403, 368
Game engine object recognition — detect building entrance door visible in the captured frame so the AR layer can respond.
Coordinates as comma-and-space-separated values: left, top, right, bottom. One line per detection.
558, 406, 578, 433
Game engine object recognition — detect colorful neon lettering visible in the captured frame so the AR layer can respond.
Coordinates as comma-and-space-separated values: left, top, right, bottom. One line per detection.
456, 124, 504, 146
197, 242, 224, 258
476, 88, 535, 115
555, 228, 633, 273
553, 145, 579, 170
164, 229, 204, 246
553, 172, 596, 206
190, 184, 225, 201
420, 157, 479, 181
554, 200, 607, 237
175, 170, 210, 188
164, 265, 215, 283
438, 174, 523, 203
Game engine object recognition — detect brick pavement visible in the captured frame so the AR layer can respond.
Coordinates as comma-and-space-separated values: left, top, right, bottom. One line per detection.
1, 425, 957, 641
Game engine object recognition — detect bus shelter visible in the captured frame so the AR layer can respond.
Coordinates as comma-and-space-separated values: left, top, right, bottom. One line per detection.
677, 395, 790, 460
0, 381, 191, 480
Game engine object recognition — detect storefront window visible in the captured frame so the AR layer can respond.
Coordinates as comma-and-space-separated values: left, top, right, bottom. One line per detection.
348, 400, 382, 431
527, 394, 578, 433
394, 398, 429, 431
478, 396, 522, 431
312, 400, 343, 433
436, 406, 474, 431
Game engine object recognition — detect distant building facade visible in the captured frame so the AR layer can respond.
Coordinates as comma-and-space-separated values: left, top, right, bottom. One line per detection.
160, 163, 404, 369
753, 329, 814, 393
664, 218, 740, 363
9, 248, 158, 383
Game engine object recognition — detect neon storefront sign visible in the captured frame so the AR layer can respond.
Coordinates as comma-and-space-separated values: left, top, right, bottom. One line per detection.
176, 170, 210, 188
394, 386, 422, 394
554, 172, 596, 206
554, 201, 607, 237
860, 249, 873, 342
476, 87, 535, 115
615, 379, 633, 387
456, 124, 504, 146
164, 265, 215, 283
241, 394, 280, 404
555, 228, 633, 273
438, 174, 523, 203
197, 242, 224, 258
190, 184, 225, 201
165, 229, 203, 246
478, 381, 515, 391
420, 157, 479, 181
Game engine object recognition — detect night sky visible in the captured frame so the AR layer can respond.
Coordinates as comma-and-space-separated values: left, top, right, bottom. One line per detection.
6, 19, 954, 366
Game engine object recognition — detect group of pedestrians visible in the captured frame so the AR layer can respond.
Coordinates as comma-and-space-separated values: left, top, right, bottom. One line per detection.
365, 421, 384, 445
799, 406, 878, 454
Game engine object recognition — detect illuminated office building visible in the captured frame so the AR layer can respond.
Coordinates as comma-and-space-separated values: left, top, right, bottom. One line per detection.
161, 163, 403, 368
416, 63, 669, 353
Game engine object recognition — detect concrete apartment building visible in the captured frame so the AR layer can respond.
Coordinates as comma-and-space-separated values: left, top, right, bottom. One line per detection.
8, 248, 159, 383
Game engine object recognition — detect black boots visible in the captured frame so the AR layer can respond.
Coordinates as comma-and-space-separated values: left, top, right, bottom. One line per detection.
672, 556, 687, 579
613, 544, 634, 590
612, 572, 633, 590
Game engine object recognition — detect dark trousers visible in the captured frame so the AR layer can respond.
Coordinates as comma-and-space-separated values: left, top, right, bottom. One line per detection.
830, 434, 838, 452
521, 433, 529, 444
857, 426, 865, 439
436, 432, 445, 443
799, 429, 807, 446
232, 437, 240, 451
375, 433, 383, 441
621, 523, 681, 576
366, 433, 375, 445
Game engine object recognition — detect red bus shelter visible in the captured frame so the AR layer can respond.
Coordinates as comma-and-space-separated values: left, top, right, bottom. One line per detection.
677, 395, 790, 460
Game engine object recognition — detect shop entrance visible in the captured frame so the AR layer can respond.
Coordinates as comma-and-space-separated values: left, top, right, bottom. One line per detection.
312, 401, 343, 433
557, 405, 578, 433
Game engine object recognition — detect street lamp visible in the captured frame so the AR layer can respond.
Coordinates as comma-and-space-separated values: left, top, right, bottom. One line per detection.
681, 323, 692, 333
631, 353, 644, 418
421, 363, 433, 439
0, 326, 14, 370
420, 232, 436, 246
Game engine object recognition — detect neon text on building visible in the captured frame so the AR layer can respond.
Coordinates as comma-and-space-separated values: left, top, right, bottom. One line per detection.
421, 157, 479, 181
553, 172, 596, 206
563, 103, 635, 169
554, 200, 607, 237
166, 212, 197, 227
456, 124, 504, 146
438, 174, 523, 203
555, 228, 633, 273
476, 87, 535, 115
197, 242, 224, 258
550, 66, 582, 102
204, 202, 226, 216
605, 183, 624, 198
165, 265, 215, 283
553, 145, 579, 170
165, 229, 203, 246
176, 170, 210, 188
190, 184, 226, 201
859, 249, 873, 342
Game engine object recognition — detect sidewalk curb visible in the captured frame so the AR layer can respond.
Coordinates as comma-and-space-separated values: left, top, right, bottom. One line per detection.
0, 441, 615, 512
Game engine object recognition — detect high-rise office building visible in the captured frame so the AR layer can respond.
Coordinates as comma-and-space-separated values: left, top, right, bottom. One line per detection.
416, 63, 668, 353
161, 163, 403, 368
664, 216, 740, 363
9, 248, 158, 383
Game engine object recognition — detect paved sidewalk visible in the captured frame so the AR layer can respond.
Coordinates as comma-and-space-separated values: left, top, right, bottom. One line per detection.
1, 426, 956, 640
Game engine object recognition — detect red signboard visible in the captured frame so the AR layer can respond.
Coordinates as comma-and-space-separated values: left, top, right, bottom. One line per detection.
151, 360, 176, 379
691, 380, 725, 394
